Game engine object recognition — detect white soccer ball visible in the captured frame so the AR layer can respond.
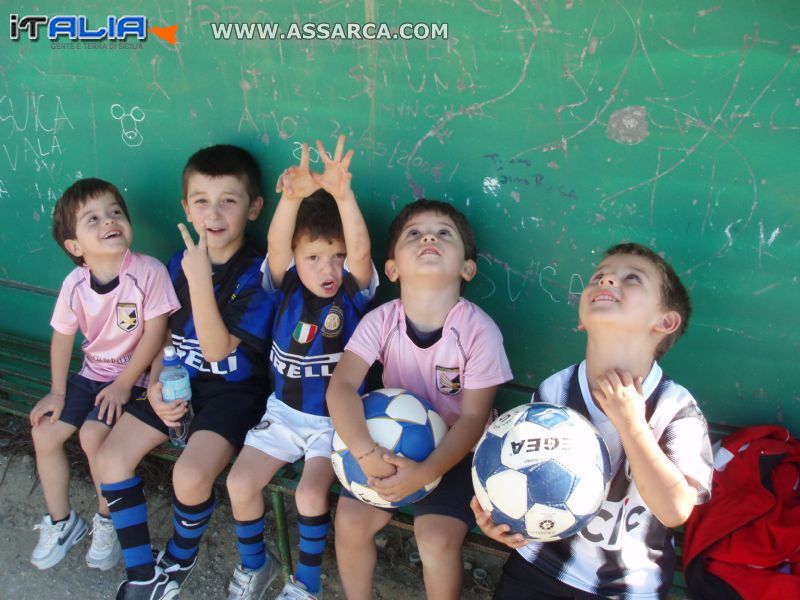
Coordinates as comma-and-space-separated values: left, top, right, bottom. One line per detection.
331, 388, 448, 508
472, 403, 612, 541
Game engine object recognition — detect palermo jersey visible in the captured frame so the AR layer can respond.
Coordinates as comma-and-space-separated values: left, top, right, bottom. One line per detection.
51, 250, 179, 386
167, 241, 273, 384
517, 361, 713, 600
345, 298, 513, 427
266, 261, 377, 416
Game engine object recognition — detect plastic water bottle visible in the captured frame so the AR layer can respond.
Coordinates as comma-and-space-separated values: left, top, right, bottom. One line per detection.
158, 346, 193, 447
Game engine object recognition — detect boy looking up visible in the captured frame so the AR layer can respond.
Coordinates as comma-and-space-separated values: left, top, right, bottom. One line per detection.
30, 178, 178, 572
473, 243, 713, 600
328, 199, 513, 600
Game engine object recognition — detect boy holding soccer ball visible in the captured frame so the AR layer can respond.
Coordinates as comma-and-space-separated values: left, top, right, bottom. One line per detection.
327, 199, 513, 600
225, 136, 377, 600
472, 243, 713, 599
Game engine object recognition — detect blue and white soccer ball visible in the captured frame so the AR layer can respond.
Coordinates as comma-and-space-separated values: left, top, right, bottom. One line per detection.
332, 388, 448, 508
472, 403, 612, 542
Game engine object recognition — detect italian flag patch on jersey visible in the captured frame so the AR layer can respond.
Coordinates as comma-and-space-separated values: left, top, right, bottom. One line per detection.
293, 322, 318, 344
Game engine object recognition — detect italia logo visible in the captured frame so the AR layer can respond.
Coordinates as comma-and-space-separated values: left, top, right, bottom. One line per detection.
9, 14, 179, 44
293, 322, 318, 344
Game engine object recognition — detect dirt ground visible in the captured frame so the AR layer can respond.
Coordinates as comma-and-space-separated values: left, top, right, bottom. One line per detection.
0, 414, 505, 599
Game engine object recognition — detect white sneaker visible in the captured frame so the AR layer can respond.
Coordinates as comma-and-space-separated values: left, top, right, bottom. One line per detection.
275, 576, 322, 600
86, 512, 122, 570
31, 510, 88, 570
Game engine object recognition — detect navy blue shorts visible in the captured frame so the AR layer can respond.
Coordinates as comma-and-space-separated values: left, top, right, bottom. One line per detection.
494, 551, 607, 600
124, 379, 267, 450
340, 453, 476, 528
54, 373, 146, 429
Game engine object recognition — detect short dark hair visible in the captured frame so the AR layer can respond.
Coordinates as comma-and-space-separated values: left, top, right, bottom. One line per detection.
52, 178, 129, 266
182, 144, 262, 201
386, 199, 477, 292
387, 199, 477, 262
604, 242, 691, 359
292, 190, 344, 247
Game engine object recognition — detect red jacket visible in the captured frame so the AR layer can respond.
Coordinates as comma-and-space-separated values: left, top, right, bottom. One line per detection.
682, 425, 800, 599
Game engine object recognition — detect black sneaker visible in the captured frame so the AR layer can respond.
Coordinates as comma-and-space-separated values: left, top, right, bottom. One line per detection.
155, 549, 198, 587
116, 566, 179, 600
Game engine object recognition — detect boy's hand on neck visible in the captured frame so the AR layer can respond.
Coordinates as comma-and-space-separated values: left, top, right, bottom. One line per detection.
178, 222, 213, 286
591, 369, 649, 435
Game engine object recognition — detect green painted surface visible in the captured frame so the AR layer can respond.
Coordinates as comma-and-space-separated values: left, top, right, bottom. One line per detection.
1, 2, 797, 431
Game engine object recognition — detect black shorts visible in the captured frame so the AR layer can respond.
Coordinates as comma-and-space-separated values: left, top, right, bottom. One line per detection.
340, 453, 477, 528
494, 551, 607, 600
54, 373, 145, 429
125, 379, 268, 450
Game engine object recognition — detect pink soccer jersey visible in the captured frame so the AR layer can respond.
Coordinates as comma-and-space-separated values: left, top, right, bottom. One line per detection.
345, 298, 513, 426
50, 250, 180, 387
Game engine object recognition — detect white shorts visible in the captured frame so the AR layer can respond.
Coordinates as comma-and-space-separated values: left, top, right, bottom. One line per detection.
243, 395, 334, 463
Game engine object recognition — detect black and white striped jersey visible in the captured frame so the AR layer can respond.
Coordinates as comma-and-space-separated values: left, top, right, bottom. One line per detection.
517, 361, 713, 599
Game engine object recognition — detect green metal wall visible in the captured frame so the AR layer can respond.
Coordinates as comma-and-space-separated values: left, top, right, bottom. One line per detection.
1, 1, 797, 430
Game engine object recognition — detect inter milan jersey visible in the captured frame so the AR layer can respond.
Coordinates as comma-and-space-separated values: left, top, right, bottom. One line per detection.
266, 262, 376, 416
167, 240, 273, 384
517, 361, 713, 600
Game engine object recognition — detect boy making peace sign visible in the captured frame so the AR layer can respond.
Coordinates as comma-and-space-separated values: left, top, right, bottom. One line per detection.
98, 145, 275, 600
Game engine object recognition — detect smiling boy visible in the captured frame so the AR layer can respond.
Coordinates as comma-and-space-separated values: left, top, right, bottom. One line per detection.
30, 178, 178, 573
472, 243, 713, 600
97, 146, 274, 600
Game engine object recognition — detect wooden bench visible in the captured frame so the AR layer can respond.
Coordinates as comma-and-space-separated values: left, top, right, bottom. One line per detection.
0, 330, 508, 583
0, 329, 729, 597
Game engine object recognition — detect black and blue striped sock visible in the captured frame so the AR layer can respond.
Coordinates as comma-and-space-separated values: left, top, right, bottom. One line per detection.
295, 512, 330, 594
165, 492, 216, 565
101, 476, 154, 582
234, 514, 266, 570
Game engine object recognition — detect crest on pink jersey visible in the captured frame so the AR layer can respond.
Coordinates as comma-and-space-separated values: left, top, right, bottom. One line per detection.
435, 365, 461, 396
116, 303, 139, 332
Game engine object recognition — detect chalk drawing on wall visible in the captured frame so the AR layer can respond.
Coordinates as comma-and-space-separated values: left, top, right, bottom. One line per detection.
110, 104, 145, 147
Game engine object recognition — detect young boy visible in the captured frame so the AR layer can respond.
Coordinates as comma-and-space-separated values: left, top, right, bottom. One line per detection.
472, 242, 714, 600
327, 199, 513, 600
225, 135, 376, 600
29, 178, 178, 572
97, 145, 274, 600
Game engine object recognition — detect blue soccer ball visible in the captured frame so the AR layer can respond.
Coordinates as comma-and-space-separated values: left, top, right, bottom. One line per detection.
332, 388, 448, 508
472, 403, 612, 541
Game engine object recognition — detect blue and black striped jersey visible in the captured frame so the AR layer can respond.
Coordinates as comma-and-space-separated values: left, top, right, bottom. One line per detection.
266, 263, 376, 416
167, 240, 274, 385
